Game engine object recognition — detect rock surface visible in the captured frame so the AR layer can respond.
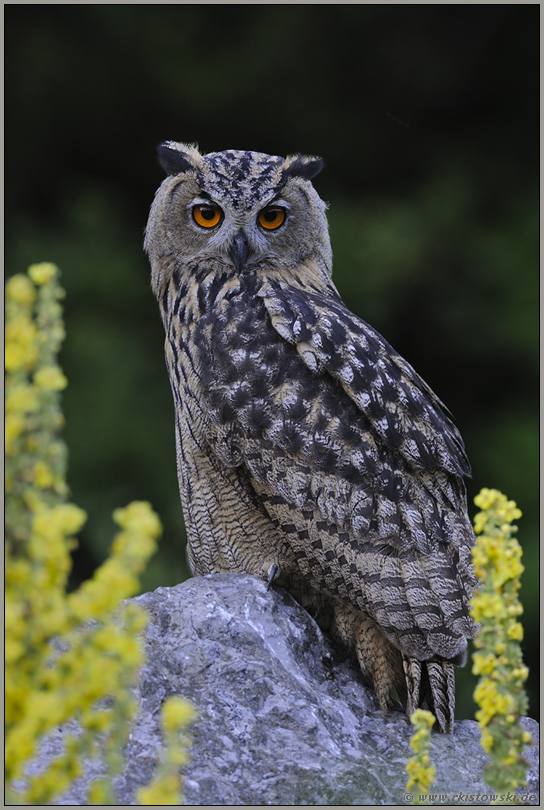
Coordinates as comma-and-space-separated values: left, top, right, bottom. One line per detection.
43, 574, 539, 805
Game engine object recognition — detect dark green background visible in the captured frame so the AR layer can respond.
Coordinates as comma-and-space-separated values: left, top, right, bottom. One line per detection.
6, 6, 538, 722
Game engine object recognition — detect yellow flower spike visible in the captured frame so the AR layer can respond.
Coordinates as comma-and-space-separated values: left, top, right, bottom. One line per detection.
137, 696, 196, 806
470, 488, 533, 799
405, 709, 436, 803
6, 265, 193, 806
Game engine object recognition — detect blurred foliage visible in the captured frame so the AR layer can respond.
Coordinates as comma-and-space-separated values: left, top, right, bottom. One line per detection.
5, 6, 538, 721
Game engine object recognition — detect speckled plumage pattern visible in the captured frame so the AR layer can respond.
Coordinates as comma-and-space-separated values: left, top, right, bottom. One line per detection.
145, 142, 477, 732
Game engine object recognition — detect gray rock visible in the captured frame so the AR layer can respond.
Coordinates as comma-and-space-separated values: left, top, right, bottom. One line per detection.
22, 574, 541, 806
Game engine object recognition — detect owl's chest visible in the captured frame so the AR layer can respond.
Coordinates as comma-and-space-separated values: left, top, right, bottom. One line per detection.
163, 319, 208, 444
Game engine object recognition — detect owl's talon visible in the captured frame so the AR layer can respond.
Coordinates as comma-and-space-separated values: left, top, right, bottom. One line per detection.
266, 563, 280, 590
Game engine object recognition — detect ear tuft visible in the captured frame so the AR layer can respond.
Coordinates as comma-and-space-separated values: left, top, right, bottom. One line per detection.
157, 141, 201, 176
283, 154, 324, 182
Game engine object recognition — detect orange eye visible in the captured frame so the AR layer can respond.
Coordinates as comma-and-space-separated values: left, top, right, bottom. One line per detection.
193, 204, 222, 228
258, 207, 286, 230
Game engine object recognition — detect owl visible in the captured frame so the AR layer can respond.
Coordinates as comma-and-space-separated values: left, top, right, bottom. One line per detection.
145, 142, 477, 733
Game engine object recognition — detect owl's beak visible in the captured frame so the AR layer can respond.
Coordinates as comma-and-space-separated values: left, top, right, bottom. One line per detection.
229, 233, 250, 273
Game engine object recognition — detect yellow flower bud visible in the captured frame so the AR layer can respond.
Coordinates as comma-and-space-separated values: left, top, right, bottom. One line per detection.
474, 511, 488, 534
6, 274, 36, 304
33, 365, 68, 391
113, 501, 163, 538
506, 621, 523, 641
5, 384, 40, 414
5, 318, 39, 371
34, 462, 54, 489
5, 413, 25, 455
28, 263, 58, 286
162, 696, 197, 733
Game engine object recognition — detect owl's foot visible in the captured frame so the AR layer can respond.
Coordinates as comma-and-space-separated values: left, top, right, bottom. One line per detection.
266, 563, 280, 590
332, 603, 405, 716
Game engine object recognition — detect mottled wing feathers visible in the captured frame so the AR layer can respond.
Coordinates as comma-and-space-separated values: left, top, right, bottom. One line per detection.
259, 281, 471, 479
195, 276, 476, 659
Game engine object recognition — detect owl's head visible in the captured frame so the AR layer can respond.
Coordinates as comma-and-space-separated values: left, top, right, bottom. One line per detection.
145, 142, 332, 297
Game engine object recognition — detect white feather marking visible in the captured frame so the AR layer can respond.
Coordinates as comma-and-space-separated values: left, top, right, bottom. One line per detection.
297, 342, 319, 372
338, 364, 354, 383
271, 315, 293, 342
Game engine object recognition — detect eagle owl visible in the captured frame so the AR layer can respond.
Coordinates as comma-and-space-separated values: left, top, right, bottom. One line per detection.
145, 142, 477, 732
